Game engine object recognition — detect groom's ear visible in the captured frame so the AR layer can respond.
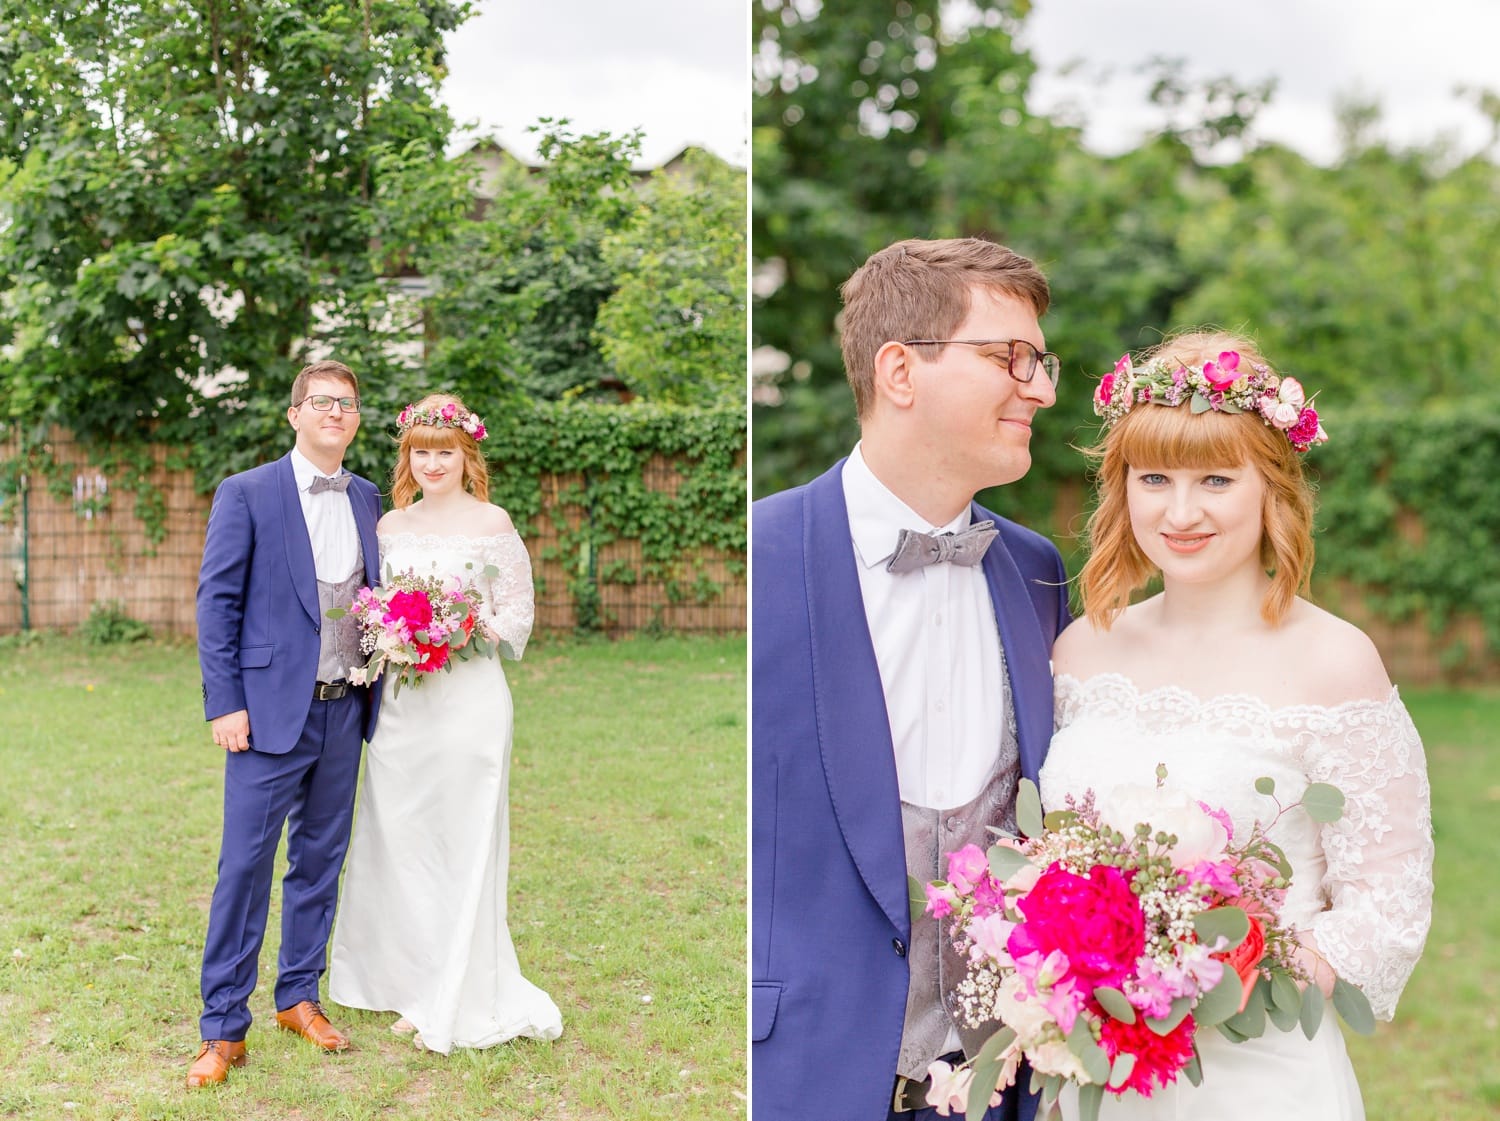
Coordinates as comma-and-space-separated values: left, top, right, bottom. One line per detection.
871, 340, 916, 410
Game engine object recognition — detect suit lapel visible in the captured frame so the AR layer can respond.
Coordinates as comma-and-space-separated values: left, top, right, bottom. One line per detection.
352, 481, 381, 586
975, 502, 1053, 782
278, 454, 320, 626
803, 464, 910, 938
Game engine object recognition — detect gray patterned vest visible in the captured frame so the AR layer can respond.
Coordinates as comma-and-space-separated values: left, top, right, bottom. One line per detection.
316, 565, 366, 683
896, 648, 1020, 1079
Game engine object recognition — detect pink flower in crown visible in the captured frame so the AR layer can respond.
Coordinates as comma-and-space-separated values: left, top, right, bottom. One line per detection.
440, 402, 458, 420
1278, 376, 1306, 409
472, 421, 488, 440
1202, 351, 1240, 391
945, 844, 990, 896
1096, 373, 1116, 409
1114, 353, 1133, 379
1288, 407, 1324, 450
397, 405, 413, 427
1269, 402, 1300, 429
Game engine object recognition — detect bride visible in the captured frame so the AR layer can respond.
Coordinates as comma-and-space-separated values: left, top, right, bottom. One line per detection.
1040, 332, 1432, 1119
328, 393, 563, 1053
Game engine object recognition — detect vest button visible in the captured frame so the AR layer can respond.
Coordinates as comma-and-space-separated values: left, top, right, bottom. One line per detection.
892, 938, 906, 957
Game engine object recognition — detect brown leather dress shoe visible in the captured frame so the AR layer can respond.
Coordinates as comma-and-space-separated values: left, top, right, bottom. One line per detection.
274, 999, 350, 1051
186, 1039, 247, 1088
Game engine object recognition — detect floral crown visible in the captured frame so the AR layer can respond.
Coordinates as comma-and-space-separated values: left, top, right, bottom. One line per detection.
1094, 350, 1328, 453
395, 400, 487, 442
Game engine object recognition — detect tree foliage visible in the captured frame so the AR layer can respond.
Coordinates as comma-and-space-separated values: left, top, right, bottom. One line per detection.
0, 0, 472, 465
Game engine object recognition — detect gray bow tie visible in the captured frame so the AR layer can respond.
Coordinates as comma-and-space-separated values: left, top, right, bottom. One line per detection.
885, 520, 998, 574
309, 473, 351, 495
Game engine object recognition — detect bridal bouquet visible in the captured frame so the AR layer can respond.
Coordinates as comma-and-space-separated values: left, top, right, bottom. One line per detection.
328, 567, 499, 695
918, 771, 1374, 1121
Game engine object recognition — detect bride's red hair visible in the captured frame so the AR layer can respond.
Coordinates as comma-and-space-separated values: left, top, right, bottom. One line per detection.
1078, 331, 1316, 628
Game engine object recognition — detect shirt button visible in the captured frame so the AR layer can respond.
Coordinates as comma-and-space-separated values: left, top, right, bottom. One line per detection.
933, 612, 943, 626
892, 938, 907, 957
934, 700, 945, 713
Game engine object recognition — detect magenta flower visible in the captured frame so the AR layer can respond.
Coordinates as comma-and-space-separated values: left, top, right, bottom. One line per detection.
1096, 373, 1115, 408
1202, 351, 1240, 391
1288, 407, 1323, 450
946, 844, 989, 895
440, 402, 458, 420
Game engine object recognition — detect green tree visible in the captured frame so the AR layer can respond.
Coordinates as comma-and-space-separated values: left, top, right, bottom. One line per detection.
0, 0, 471, 480
595, 150, 747, 406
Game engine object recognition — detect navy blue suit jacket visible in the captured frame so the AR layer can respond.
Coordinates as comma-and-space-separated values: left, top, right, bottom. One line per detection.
751, 461, 1071, 1121
196, 453, 383, 754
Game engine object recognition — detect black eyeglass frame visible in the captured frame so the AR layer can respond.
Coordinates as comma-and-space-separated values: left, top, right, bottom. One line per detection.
292, 394, 362, 413
900, 338, 1061, 388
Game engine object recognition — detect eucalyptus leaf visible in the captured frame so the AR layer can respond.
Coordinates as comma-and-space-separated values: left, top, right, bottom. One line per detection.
1077, 1082, 1104, 1121
1093, 986, 1136, 1024
1222, 981, 1267, 1039
1266, 989, 1300, 1032
1066, 1020, 1112, 1085
1217, 1020, 1249, 1043
1183, 1049, 1203, 1087
1042, 808, 1076, 831
1299, 983, 1325, 1040
1271, 972, 1303, 1017
1190, 393, 1213, 413
988, 844, 1033, 882
1301, 783, 1346, 823
1192, 967, 1248, 1028
1017, 777, 1045, 838
966, 1054, 1003, 1120
1146, 995, 1193, 1035
908, 874, 928, 923
973, 1026, 1018, 1065
1332, 977, 1376, 1035
324, 606, 348, 620
1192, 905, 1249, 950
1254, 776, 1275, 795
1109, 1051, 1137, 1088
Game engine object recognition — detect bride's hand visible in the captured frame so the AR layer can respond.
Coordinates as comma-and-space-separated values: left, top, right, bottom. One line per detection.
1292, 929, 1338, 996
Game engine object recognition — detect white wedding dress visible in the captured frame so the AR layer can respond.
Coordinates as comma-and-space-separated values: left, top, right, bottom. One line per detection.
1040, 673, 1433, 1121
328, 531, 563, 1054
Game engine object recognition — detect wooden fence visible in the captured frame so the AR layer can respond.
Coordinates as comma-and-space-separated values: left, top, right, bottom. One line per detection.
0, 429, 745, 638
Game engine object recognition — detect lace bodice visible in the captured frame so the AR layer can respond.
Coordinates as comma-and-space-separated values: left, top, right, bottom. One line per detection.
1043, 673, 1433, 1021
379, 531, 535, 660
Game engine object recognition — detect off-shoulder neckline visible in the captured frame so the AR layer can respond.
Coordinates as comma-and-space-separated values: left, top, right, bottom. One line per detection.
1056, 671, 1401, 718
377, 530, 520, 546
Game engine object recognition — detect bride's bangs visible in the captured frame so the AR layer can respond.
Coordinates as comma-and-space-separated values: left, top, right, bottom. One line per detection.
405, 422, 465, 452
1115, 403, 1262, 471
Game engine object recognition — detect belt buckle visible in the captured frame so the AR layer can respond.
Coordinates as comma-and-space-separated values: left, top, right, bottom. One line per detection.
314, 680, 348, 701
892, 1074, 921, 1114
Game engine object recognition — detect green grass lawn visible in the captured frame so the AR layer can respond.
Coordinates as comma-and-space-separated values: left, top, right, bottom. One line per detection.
1343, 689, 1500, 1120
0, 632, 746, 1121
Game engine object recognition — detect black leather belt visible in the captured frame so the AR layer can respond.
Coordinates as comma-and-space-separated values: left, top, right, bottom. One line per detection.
892, 1051, 965, 1114
892, 1074, 933, 1113
313, 679, 350, 701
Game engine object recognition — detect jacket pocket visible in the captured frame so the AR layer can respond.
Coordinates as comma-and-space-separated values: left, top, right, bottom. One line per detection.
751, 981, 782, 1042
238, 645, 273, 669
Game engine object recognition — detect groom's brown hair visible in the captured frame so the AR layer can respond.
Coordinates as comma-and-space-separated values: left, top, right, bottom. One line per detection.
838, 238, 1050, 418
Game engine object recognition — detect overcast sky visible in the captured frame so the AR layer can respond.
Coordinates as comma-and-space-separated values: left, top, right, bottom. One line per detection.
439, 0, 748, 167
1021, 0, 1500, 162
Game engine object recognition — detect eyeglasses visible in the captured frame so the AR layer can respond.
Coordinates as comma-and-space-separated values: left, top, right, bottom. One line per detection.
900, 338, 1061, 388
293, 395, 361, 413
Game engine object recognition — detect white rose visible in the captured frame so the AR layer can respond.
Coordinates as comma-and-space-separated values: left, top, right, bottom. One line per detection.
995, 973, 1053, 1039
1098, 783, 1230, 868
1030, 1039, 1091, 1082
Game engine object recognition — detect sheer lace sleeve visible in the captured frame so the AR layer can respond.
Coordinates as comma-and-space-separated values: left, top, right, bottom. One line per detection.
1295, 696, 1434, 1020
477, 533, 535, 661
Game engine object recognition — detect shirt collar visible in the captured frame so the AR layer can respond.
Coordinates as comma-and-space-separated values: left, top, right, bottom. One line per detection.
841, 442, 972, 570
289, 448, 346, 493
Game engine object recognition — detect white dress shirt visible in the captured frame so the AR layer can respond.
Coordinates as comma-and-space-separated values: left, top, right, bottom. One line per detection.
841, 443, 1007, 810
289, 448, 361, 582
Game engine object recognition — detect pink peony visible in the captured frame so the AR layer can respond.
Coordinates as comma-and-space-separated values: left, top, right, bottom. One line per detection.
384, 589, 433, 630
1008, 864, 1145, 992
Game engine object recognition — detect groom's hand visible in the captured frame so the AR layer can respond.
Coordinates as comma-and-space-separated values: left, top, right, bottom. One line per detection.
211, 710, 252, 753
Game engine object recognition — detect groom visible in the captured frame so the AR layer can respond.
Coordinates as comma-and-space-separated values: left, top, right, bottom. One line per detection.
752, 238, 1071, 1121
189, 359, 383, 1088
